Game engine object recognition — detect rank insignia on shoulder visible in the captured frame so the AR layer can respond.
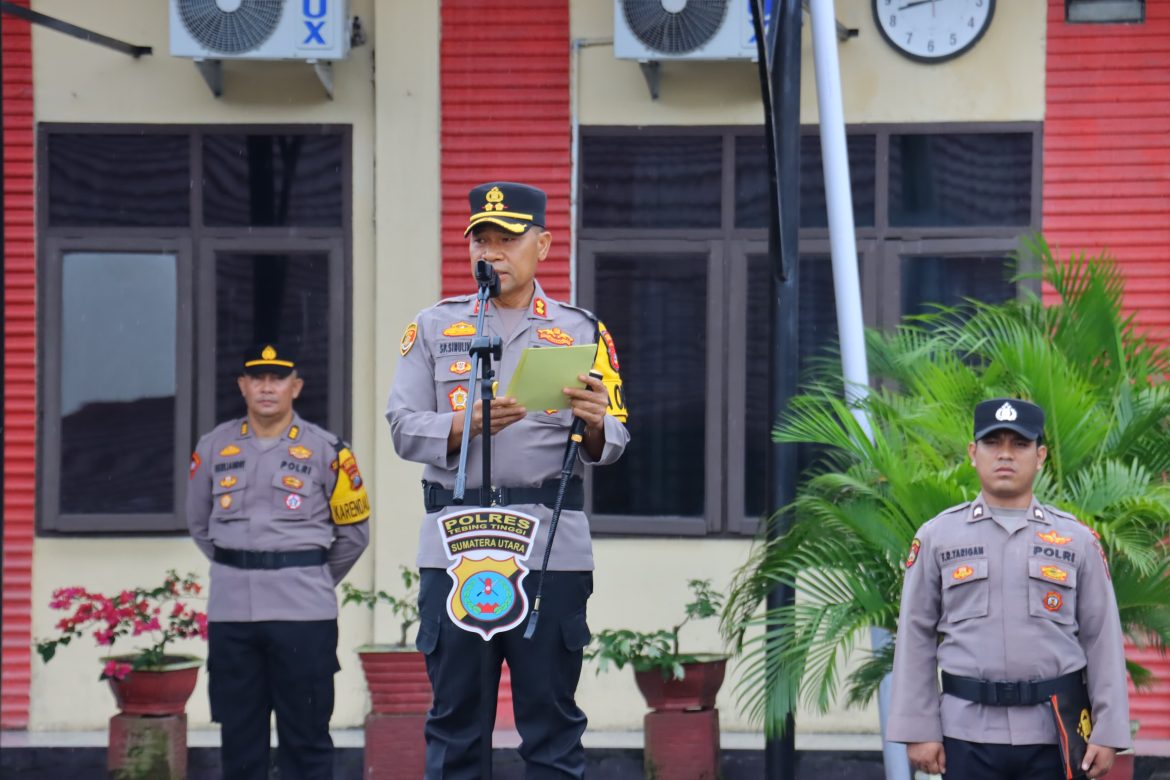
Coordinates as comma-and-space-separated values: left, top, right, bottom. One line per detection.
905, 538, 921, 569
219, 445, 241, 457
533, 297, 547, 318
219, 475, 238, 489
289, 445, 312, 460
189, 453, 201, 479
450, 360, 472, 375
448, 385, 469, 412
1041, 565, 1069, 582
1034, 507, 1045, 520
443, 321, 476, 337
400, 322, 418, 356
1037, 529, 1072, 545
972, 505, 985, 518
952, 565, 974, 580
1043, 591, 1063, 611
288, 425, 300, 440
537, 327, 574, 346
283, 475, 304, 490
219, 494, 233, 510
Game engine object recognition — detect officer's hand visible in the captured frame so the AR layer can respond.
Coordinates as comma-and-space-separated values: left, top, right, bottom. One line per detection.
564, 374, 609, 434
473, 397, 526, 437
1082, 744, 1116, 778
907, 741, 945, 775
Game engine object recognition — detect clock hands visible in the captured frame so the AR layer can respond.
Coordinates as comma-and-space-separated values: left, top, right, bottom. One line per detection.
898, 0, 940, 10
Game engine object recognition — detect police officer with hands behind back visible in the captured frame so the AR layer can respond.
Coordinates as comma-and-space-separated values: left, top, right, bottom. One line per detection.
386, 181, 630, 779
188, 344, 371, 779
888, 398, 1130, 780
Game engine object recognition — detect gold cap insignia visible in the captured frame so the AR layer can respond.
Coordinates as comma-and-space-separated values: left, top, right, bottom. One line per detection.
484, 186, 506, 212
262, 345, 277, 361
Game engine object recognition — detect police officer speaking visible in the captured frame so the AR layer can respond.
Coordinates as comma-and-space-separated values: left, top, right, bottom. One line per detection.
888, 398, 1130, 780
188, 344, 370, 779
386, 181, 630, 779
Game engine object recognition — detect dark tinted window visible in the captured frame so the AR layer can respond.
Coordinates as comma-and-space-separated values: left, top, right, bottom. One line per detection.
48, 134, 190, 227
60, 252, 176, 513
889, 133, 1033, 227
203, 134, 344, 227
581, 135, 722, 228
900, 255, 1015, 316
736, 134, 877, 229
592, 253, 707, 516
215, 251, 331, 425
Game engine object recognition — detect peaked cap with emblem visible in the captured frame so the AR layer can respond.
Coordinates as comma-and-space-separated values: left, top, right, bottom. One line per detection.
464, 181, 547, 236
242, 343, 296, 378
973, 397, 1045, 441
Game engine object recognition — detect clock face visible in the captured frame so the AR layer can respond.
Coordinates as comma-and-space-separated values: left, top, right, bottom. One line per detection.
873, 0, 995, 63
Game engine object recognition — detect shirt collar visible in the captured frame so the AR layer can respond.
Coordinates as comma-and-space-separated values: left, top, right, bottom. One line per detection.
968, 492, 1048, 524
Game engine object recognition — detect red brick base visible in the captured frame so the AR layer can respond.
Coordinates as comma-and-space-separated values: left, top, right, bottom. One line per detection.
108, 713, 187, 779
643, 708, 720, 780
364, 711, 427, 779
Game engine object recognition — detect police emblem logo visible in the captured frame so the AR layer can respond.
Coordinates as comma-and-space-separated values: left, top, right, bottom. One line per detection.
400, 322, 418, 356
285, 493, 303, 510
262, 345, 277, 361
288, 445, 313, 460
450, 360, 472, 375
905, 538, 921, 569
600, 329, 620, 371
219, 494, 232, 510
282, 475, 304, 490
1043, 591, 1063, 611
483, 186, 506, 212
537, 327, 574, 346
1077, 708, 1092, 740
443, 322, 477, 337
448, 385, 469, 412
189, 453, 201, 479
219, 475, 238, 489
436, 508, 541, 640
1037, 529, 1072, 545
219, 445, 241, 456
995, 402, 1018, 422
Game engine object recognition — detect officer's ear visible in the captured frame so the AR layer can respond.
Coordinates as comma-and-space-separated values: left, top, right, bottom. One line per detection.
967, 440, 977, 467
290, 372, 304, 400
237, 374, 248, 396
534, 228, 552, 262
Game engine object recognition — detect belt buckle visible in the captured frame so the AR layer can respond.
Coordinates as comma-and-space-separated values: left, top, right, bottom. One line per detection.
258, 550, 278, 569
486, 486, 503, 506
994, 681, 1020, 706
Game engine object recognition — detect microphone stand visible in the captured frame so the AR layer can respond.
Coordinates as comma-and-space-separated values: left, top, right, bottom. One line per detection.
451, 259, 502, 779
524, 369, 604, 640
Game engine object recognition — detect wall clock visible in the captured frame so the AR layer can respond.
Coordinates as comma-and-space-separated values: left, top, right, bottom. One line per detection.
872, 0, 995, 63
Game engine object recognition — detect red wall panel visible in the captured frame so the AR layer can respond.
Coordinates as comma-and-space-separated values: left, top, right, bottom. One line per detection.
439, 0, 572, 301
2, 0, 36, 729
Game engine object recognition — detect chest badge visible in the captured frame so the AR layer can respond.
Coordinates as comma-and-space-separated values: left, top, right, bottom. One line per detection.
282, 475, 304, 490
288, 445, 312, 460
450, 360, 472, 375
1041, 565, 1069, 582
537, 327, 574, 346
1043, 591, 1063, 611
219, 475, 238, 489
219, 494, 233, 510
952, 565, 975, 581
219, 444, 241, 456
448, 385, 469, 412
285, 494, 303, 510
443, 321, 476, 337
1037, 529, 1071, 545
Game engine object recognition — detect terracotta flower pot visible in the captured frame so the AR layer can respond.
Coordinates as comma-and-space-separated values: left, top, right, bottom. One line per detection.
357, 645, 432, 715
105, 654, 202, 716
633, 655, 728, 712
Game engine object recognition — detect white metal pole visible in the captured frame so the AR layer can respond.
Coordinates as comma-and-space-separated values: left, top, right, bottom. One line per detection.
808, 2, 910, 779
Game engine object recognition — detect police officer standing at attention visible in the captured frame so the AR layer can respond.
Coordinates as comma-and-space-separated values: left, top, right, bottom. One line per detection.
386, 181, 629, 779
888, 398, 1130, 779
188, 344, 371, 779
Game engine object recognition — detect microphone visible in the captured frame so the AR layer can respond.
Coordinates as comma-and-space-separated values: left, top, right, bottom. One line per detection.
475, 259, 501, 299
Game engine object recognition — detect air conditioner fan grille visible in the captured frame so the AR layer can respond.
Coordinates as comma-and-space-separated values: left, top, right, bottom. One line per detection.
177, 0, 284, 55
622, 0, 729, 55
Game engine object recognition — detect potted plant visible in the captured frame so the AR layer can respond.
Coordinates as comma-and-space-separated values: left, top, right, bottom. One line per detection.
35, 569, 208, 779
722, 241, 1170, 747
587, 578, 728, 779
342, 566, 431, 779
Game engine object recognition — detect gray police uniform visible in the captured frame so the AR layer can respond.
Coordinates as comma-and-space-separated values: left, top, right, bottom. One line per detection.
386, 278, 629, 780
386, 278, 629, 570
187, 413, 370, 779
888, 494, 1131, 750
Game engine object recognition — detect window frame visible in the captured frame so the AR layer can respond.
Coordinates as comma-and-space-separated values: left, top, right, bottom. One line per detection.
577, 122, 1043, 537
37, 123, 352, 535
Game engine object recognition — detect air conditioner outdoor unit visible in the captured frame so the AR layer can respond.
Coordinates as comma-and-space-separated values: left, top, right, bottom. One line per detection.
170, 0, 351, 61
614, 0, 760, 61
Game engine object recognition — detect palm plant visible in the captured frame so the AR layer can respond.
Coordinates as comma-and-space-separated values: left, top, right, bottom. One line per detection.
722, 238, 1170, 736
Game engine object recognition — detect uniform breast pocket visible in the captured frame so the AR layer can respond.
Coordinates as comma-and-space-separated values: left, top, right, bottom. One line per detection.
532, 408, 571, 427
272, 471, 316, 519
941, 558, 990, 623
434, 361, 473, 413
211, 471, 247, 521
1027, 557, 1078, 626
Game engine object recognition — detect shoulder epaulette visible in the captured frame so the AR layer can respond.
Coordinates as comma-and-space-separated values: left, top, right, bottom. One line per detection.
1043, 503, 1080, 523
937, 500, 972, 517
557, 300, 599, 324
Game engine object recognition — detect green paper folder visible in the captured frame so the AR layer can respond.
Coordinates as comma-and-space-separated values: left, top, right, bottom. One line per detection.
504, 345, 596, 411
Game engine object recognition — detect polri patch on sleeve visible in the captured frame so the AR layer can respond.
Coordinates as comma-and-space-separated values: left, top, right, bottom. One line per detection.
400, 322, 419, 356
189, 452, 201, 479
905, 538, 921, 569
330, 447, 370, 525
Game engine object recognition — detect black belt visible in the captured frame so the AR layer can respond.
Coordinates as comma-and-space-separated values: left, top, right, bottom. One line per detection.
941, 670, 1085, 706
422, 478, 584, 513
213, 546, 327, 570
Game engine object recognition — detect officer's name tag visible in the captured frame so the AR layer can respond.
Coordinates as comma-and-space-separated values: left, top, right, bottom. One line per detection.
436, 507, 541, 641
